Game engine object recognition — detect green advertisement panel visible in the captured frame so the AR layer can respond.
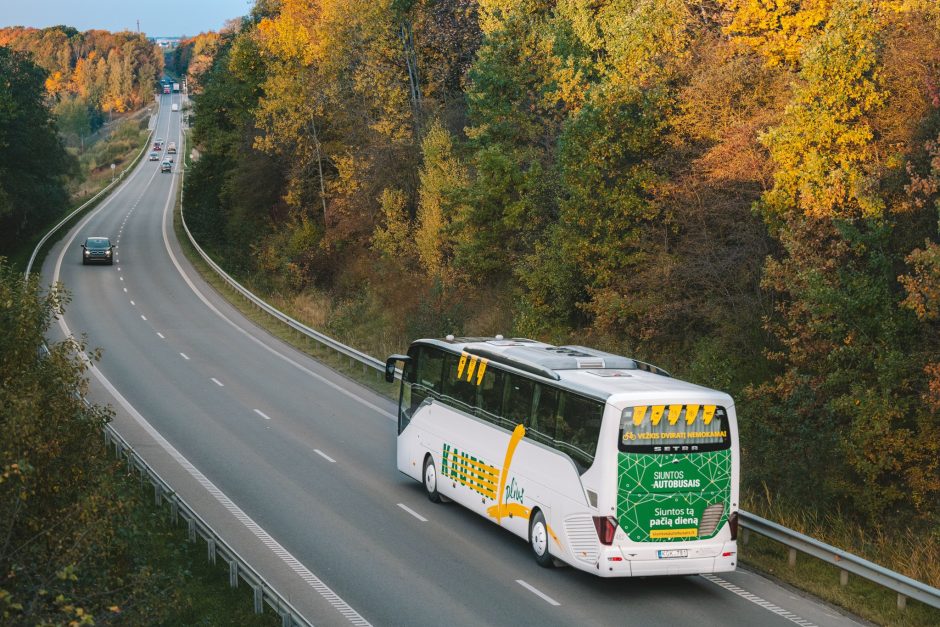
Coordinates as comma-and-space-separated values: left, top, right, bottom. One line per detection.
617, 450, 731, 543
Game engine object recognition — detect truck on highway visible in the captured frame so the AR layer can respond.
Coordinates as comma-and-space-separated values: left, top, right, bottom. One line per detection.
166, 142, 177, 154
172, 82, 180, 92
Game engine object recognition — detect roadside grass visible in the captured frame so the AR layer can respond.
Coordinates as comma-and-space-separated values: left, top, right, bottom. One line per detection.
740, 490, 940, 626
6, 110, 154, 273
114, 458, 276, 625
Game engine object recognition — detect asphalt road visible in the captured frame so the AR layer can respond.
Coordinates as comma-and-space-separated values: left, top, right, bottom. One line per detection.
40, 92, 865, 626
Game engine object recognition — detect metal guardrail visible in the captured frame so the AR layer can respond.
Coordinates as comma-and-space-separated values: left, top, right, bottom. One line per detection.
24, 113, 156, 280
103, 423, 310, 627
739, 512, 940, 611
178, 167, 940, 613
176, 130, 385, 376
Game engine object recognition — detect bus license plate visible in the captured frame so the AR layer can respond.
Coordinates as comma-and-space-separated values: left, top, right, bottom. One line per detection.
658, 549, 688, 559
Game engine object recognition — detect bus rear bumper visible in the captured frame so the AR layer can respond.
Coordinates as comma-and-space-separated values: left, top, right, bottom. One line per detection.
592, 542, 737, 577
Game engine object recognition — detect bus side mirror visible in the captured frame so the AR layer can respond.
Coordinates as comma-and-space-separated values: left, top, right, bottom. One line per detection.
385, 354, 410, 383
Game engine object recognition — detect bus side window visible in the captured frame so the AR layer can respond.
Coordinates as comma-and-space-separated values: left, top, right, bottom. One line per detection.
475, 367, 505, 426
527, 384, 558, 446
504, 373, 535, 432
402, 346, 444, 432
555, 392, 603, 473
441, 353, 476, 414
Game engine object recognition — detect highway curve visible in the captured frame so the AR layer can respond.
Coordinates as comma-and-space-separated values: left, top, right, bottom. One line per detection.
40, 92, 863, 627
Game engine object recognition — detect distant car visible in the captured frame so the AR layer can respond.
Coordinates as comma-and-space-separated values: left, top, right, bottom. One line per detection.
161, 161, 172, 173
81, 237, 114, 265
153, 143, 162, 151
171, 103, 179, 112
149, 152, 159, 161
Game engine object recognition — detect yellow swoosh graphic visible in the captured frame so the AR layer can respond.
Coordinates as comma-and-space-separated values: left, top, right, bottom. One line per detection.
486, 423, 526, 523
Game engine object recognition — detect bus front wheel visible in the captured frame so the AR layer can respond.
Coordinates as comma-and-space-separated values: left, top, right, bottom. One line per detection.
529, 510, 554, 567
423, 455, 442, 503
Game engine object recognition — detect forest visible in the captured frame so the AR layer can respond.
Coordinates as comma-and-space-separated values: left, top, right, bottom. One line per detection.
0, 26, 162, 241
0, 26, 163, 144
181, 0, 940, 537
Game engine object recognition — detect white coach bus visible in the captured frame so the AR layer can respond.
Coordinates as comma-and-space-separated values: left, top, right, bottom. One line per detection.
385, 336, 739, 577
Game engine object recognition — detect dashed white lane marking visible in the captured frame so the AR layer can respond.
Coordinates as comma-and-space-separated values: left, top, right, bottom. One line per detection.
700, 574, 818, 627
140, 315, 147, 321
397, 503, 427, 522
119, 276, 124, 281
117, 267, 121, 271
253, 409, 271, 421
130, 300, 136, 306
156, 332, 165, 339
211, 377, 224, 387
314, 449, 336, 463
159, 203, 396, 422
516, 580, 560, 606
123, 287, 127, 293
180, 352, 190, 360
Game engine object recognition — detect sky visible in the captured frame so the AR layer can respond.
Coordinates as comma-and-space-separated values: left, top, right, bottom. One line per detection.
0, 0, 255, 37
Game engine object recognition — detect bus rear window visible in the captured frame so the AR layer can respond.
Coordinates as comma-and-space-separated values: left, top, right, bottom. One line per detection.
618, 405, 730, 454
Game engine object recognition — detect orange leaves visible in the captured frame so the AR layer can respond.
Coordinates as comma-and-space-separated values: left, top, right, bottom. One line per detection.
900, 242, 940, 321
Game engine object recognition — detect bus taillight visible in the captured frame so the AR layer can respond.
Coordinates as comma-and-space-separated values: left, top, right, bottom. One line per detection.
593, 516, 618, 545
728, 511, 739, 540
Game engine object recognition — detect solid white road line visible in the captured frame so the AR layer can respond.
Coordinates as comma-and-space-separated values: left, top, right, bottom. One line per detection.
516, 580, 560, 606
180, 353, 190, 360
253, 409, 272, 421
396, 503, 427, 522
160, 199, 396, 421
700, 575, 818, 627
314, 449, 336, 463
211, 377, 224, 387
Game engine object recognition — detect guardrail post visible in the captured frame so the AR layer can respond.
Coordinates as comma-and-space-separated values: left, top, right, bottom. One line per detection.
281, 611, 292, 627
254, 585, 263, 614
187, 518, 196, 542
788, 547, 797, 567
840, 569, 848, 586
154, 482, 162, 506
207, 538, 216, 565
229, 560, 238, 588
741, 528, 750, 546
897, 593, 907, 610
170, 501, 179, 525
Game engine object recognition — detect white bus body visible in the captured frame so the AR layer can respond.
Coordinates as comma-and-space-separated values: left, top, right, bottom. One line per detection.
390, 338, 739, 577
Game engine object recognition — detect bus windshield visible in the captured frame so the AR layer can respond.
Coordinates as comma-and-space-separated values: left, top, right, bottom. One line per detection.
618, 404, 730, 454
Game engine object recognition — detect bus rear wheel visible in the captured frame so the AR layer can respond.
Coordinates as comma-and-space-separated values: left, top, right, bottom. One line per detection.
423, 455, 442, 503
529, 510, 554, 567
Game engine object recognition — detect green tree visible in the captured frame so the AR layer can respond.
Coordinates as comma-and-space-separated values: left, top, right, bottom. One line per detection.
0, 46, 75, 244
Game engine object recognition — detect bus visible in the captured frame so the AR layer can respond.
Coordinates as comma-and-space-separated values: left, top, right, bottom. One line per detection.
385, 336, 739, 577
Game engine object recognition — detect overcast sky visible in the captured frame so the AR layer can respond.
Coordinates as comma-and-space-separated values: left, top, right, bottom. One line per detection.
1, 0, 254, 37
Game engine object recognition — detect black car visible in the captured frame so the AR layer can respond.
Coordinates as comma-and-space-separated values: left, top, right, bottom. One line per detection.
81, 237, 115, 265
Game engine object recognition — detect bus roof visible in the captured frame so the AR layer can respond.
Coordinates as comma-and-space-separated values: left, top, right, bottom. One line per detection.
413, 337, 731, 405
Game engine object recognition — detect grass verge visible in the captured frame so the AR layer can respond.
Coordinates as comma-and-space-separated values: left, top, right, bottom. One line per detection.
739, 490, 940, 626
111, 451, 276, 625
